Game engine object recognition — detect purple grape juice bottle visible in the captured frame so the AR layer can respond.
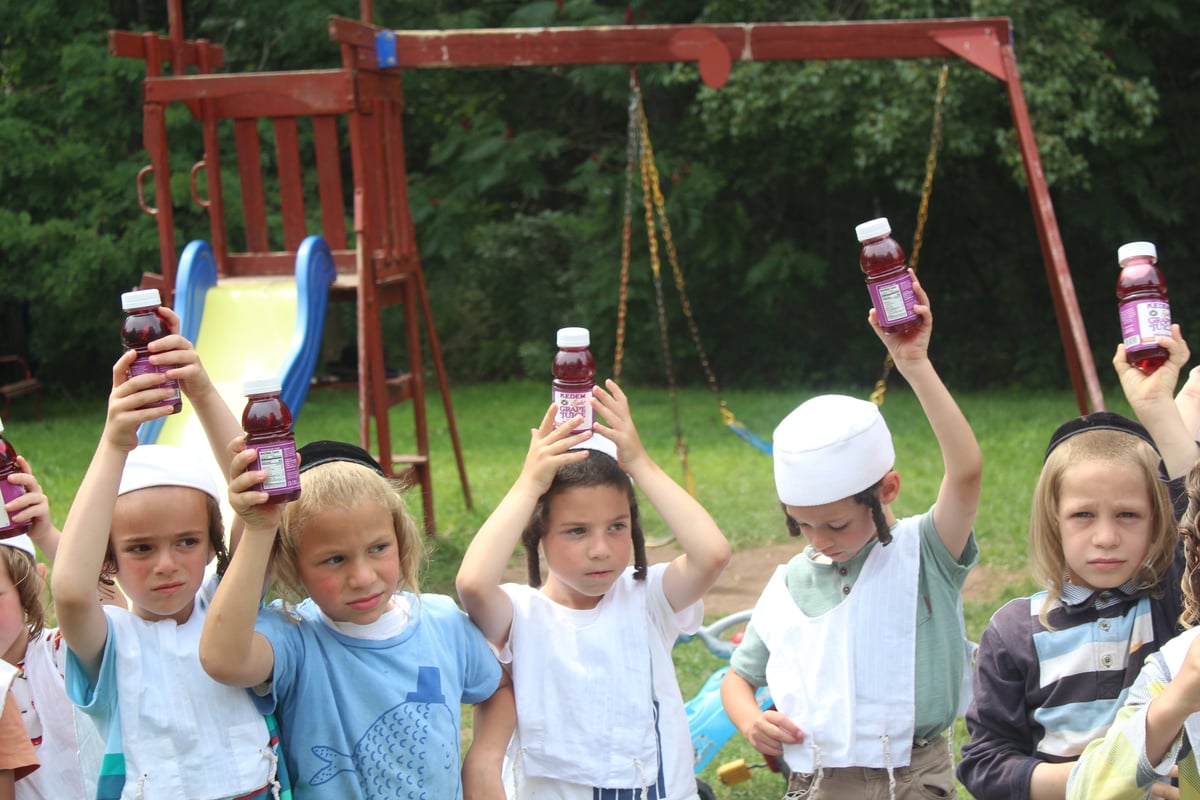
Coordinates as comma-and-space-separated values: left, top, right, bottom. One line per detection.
856, 217, 919, 335
120, 289, 182, 413
552, 327, 595, 434
1116, 241, 1170, 374
242, 376, 301, 504
0, 418, 31, 538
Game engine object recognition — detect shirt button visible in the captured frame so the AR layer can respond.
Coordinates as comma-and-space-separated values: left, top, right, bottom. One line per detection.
1099, 620, 1111, 632
839, 568, 848, 577
842, 585, 851, 595
1101, 654, 1114, 668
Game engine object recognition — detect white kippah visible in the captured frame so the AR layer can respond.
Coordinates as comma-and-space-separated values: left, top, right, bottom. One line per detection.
570, 432, 619, 460
773, 394, 895, 506
118, 444, 221, 502
0, 535, 35, 557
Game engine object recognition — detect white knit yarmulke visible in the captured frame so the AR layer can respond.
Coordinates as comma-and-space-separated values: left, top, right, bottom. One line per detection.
117, 444, 221, 502
773, 395, 895, 506
0, 535, 35, 557
569, 431, 619, 460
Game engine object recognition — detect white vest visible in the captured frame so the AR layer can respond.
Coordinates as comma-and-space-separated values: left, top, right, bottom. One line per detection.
107, 601, 275, 799
13, 631, 86, 800
753, 516, 921, 773
505, 574, 660, 789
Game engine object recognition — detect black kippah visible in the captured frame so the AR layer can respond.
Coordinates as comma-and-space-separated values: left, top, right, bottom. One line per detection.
297, 440, 386, 476
1043, 411, 1159, 463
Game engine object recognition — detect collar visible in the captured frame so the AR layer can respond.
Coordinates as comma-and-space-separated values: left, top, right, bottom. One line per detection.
805, 538, 878, 568
1059, 579, 1146, 614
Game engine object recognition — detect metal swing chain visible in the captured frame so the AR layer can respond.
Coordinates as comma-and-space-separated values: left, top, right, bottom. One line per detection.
632, 90, 697, 496
870, 61, 950, 407
633, 93, 733, 429
614, 70, 640, 378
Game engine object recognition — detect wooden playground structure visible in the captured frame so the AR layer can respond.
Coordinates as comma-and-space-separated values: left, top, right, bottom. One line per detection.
112, 3, 1103, 531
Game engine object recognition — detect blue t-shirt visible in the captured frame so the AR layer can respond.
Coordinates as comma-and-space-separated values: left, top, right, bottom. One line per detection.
253, 592, 501, 800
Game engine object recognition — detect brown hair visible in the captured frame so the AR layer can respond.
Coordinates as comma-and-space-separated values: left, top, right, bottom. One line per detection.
273, 460, 424, 610
1030, 429, 1176, 629
0, 547, 44, 640
1178, 466, 1200, 628
521, 451, 647, 588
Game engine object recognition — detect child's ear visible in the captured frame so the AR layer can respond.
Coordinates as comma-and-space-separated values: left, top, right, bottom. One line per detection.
879, 470, 901, 504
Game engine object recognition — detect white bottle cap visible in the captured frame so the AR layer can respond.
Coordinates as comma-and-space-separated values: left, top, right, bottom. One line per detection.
1117, 241, 1157, 265
556, 327, 590, 348
243, 376, 283, 397
120, 288, 163, 311
855, 217, 892, 243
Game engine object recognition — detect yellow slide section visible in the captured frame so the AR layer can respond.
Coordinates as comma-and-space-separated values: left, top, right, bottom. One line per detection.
155, 278, 302, 519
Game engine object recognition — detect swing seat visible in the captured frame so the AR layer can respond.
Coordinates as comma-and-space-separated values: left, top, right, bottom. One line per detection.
727, 420, 772, 455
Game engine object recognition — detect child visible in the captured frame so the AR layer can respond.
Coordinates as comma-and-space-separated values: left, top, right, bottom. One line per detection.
455, 379, 731, 798
51, 319, 289, 800
199, 439, 505, 799
0, 455, 87, 799
720, 274, 982, 799
1064, 468, 1200, 799
0, 663, 37, 799
959, 328, 1194, 800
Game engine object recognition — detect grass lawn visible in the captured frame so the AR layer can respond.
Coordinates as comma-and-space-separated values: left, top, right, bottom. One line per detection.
2, 377, 1135, 798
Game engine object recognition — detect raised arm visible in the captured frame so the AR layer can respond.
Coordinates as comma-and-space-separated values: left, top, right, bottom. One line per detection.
52, 350, 176, 677
5, 456, 61, 562
456, 405, 589, 646
592, 380, 730, 612
1116, 325, 1198, 480
198, 439, 277, 689
870, 272, 981, 560
1176, 364, 1200, 442
154, 307, 242, 483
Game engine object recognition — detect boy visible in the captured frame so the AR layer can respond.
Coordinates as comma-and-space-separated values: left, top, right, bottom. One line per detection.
721, 273, 981, 799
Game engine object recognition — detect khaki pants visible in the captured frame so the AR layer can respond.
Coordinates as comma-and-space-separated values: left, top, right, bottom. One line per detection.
783, 735, 957, 800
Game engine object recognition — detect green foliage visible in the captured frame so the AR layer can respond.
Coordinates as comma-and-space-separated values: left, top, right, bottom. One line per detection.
4, 0, 1200, 399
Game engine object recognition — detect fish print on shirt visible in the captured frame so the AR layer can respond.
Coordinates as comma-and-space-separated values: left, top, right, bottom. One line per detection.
309, 665, 456, 798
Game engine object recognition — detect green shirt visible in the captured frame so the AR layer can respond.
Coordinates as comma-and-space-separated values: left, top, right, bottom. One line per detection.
729, 507, 978, 741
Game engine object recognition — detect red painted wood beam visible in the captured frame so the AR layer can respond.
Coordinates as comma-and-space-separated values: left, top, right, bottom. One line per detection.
109, 30, 224, 70
330, 16, 1010, 89
1000, 43, 1103, 413
143, 71, 356, 118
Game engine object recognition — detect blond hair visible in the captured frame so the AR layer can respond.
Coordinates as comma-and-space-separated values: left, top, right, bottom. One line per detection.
1030, 429, 1176, 629
0, 547, 44, 640
271, 461, 424, 610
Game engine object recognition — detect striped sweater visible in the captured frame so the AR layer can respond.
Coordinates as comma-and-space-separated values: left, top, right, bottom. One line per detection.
958, 570, 1183, 800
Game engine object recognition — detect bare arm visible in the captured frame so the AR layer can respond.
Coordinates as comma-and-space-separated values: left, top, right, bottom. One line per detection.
1029, 761, 1073, 800
720, 668, 802, 757
1176, 365, 1200, 442
1144, 635, 1200, 766
52, 351, 176, 678
456, 405, 589, 646
154, 307, 242, 483
1117, 326, 1198, 479
198, 442, 277, 688
461, 674, 514, 800
6, 456, 60, 562
593, 380, 730, 612
872, 273, 981, 560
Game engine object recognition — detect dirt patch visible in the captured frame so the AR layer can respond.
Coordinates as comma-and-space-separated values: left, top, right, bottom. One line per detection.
502, 542, 1024, 618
